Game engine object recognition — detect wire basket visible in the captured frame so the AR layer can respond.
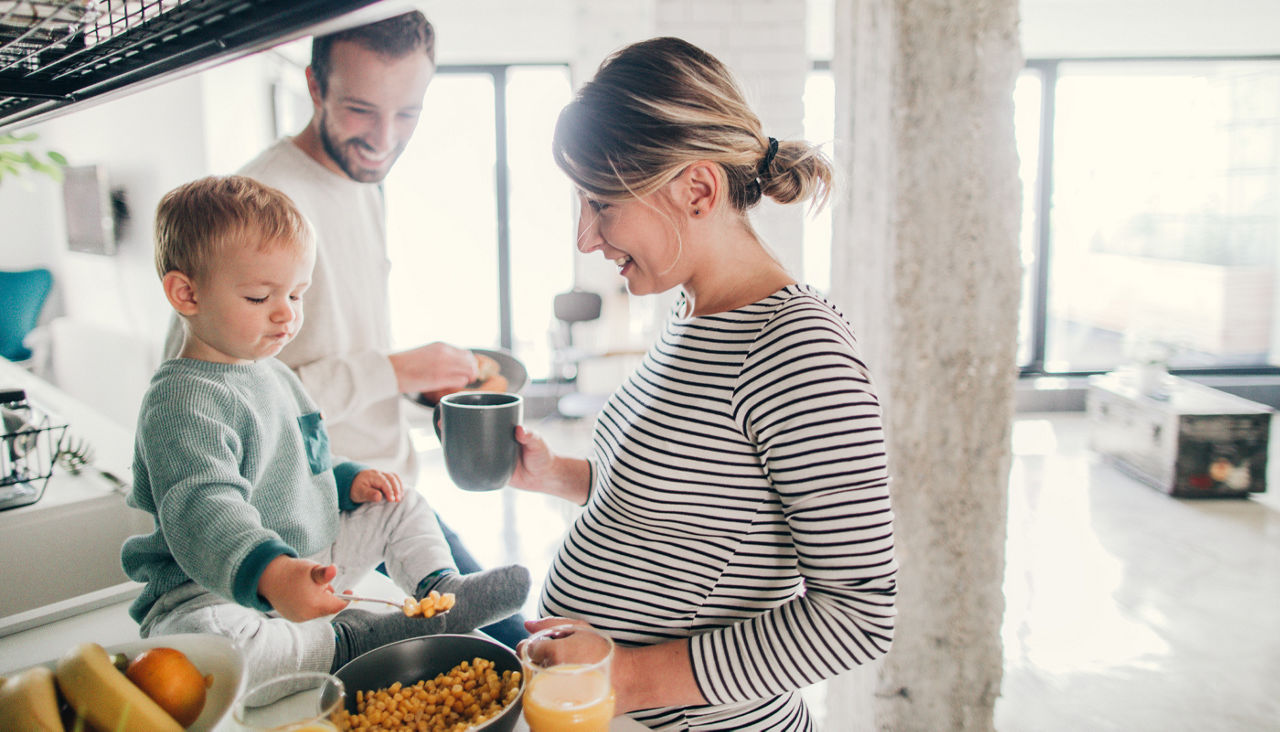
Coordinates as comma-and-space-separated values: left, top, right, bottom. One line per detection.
0, 0, 101, 73
0, 402, 67, 511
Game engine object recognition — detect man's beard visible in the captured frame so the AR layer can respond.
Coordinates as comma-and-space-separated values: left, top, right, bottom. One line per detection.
317, 111, 402, 183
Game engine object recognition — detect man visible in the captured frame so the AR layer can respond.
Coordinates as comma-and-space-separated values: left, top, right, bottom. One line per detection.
164, 11, 527, 646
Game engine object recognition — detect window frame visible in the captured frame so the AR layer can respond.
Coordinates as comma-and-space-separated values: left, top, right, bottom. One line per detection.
1018, 54, 1280, 379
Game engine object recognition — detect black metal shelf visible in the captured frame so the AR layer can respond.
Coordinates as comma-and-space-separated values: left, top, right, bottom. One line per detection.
0, 0, 384, 131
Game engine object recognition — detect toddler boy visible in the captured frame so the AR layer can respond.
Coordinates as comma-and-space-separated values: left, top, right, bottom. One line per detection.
122, 175, 528, 691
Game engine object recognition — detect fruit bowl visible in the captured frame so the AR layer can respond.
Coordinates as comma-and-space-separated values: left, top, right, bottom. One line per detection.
28, 633, 245, 732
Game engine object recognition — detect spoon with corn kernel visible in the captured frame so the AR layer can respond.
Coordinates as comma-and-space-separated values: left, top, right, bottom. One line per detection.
337, 590, 456, 617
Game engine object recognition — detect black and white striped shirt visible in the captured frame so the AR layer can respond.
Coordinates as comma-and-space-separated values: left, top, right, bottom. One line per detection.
540, 285, 898, 731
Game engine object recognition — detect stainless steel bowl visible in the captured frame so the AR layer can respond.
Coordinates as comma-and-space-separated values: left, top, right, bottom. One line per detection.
333, 634, 524, 731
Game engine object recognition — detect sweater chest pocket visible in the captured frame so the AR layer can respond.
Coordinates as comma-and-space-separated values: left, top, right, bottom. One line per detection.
297, 411, 332, 474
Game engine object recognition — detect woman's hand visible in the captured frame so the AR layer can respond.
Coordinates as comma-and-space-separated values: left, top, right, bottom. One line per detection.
510, 427, 591, 504
258, 556, 349, 622
510, 426, 555, 491
350, 468, 404, 503
522, 617, 706, 715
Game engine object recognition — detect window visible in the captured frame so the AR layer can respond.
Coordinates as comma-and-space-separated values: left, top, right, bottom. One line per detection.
1018, 58, 1280, 376
385, 64, 574, 380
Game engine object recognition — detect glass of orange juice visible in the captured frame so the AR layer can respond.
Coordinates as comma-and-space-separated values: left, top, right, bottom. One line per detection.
233, 671, 345, 731
520, 624, 617, 732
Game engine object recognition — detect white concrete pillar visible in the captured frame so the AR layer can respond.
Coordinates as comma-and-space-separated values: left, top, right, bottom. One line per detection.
826, 0, 1023, 729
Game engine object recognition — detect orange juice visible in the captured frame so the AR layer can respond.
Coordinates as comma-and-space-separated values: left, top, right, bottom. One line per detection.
522, 666, 616, 732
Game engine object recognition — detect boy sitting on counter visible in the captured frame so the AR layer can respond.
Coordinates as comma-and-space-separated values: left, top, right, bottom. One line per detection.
120, 175, 528, 697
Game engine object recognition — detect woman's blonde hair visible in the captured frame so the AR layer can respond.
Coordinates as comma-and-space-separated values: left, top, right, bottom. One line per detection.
553, 36, 832, 213
154, 175, 313, 282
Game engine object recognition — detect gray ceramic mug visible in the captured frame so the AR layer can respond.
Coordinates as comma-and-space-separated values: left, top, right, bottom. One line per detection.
434, 392, 523, 491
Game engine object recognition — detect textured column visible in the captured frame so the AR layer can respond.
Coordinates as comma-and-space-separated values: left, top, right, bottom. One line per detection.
827, 0, 1023, 729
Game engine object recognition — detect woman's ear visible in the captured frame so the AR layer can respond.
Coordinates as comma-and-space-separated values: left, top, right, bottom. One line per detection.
676, 161, 721, 218
163, 271, 200, 316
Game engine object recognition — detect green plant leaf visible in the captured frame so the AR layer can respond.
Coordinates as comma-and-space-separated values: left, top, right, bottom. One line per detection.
0, 132, 38, 144
0, 132, 66, 184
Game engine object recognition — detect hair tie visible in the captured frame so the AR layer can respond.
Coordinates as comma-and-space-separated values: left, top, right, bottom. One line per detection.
758, 137, 779, 178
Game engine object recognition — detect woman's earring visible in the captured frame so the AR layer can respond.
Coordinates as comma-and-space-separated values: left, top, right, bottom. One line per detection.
693, 208, 701, 216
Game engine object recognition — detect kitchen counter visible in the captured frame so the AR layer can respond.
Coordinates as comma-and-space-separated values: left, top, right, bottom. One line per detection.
0, 361, 646, 729
0, 359, 152, 637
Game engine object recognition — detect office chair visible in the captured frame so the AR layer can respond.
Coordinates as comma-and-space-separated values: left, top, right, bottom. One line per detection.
0, 268, 54, 366
551, 289, 604, 382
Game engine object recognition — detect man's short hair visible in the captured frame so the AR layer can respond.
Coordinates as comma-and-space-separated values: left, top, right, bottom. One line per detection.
311, 10, 435, 97
154, 175, 313, 282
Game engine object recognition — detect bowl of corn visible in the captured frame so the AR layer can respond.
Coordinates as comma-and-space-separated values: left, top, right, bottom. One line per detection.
332, 634, 524, 731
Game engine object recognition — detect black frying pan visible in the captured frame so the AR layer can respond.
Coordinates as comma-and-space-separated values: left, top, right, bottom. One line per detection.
333, 634, 525, 731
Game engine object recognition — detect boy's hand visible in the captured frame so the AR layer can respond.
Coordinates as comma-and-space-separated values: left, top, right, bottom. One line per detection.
350, 468, 404, 504
258, 555, 349, 621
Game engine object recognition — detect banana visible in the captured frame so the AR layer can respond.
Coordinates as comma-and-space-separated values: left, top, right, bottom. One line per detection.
55, 642, 182, 732
0, 665, 66, 731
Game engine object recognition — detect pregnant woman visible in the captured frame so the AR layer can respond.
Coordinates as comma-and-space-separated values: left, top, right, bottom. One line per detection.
510, 36, 898, 731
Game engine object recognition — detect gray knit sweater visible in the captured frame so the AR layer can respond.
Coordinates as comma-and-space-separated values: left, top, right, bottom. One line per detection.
121, 358, 362, 623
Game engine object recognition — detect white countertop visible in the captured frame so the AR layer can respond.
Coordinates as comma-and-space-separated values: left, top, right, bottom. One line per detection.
0, 359, 152, 635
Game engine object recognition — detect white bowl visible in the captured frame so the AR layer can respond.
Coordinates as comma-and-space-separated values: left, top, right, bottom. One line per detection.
33, 633, 246, 731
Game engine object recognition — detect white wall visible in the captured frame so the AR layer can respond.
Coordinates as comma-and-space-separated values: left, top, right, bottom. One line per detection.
0, 78, 210, 378
0, 52, 287, 420
1020, 0, 1280, 58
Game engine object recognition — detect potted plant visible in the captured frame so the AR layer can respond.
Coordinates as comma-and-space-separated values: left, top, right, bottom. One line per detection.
0, 132, 67, 184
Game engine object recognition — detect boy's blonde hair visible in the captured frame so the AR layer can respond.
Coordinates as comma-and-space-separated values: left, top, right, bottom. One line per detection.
154, 175, 313, 282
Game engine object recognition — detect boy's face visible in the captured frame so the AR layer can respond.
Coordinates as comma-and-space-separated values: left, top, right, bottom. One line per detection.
179, 238, 315, 364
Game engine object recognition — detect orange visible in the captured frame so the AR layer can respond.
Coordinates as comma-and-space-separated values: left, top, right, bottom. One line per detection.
124, 647, 209, 727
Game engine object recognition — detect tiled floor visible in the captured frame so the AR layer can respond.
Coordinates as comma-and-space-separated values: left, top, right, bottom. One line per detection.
997, 413, 1280, 732
412, 410, 1280, 730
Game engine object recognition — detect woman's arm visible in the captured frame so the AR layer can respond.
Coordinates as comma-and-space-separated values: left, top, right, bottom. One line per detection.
683, 298, 897, 706
509, 425, 593, 505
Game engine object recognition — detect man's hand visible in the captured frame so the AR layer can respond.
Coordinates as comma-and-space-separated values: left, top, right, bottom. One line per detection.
350, 468, 404, 503
258, 555, 349, 622
389, 342, 478, 394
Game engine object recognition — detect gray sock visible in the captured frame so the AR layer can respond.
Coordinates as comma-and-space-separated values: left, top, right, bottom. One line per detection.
330, 607, 450, 672
419, 565, 531, 636
329, 565, 531, 672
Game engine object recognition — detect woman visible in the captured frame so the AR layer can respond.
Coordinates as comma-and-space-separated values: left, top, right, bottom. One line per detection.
511, 37, 897, 731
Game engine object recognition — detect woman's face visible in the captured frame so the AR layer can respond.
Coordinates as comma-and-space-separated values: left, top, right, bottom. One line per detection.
574, 190, 685, 296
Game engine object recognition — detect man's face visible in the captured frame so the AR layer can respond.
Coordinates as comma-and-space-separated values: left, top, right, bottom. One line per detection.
309, 41, 435, 183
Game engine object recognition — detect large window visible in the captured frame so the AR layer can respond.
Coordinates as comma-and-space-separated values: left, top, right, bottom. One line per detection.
1018, 58, 1280, 376
385, 64, 574, 380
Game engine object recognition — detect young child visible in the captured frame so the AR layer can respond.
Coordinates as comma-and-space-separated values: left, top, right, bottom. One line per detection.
121, 175, 529, 691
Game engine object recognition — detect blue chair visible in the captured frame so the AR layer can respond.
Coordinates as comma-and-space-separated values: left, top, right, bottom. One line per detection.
0, 268, 54, 363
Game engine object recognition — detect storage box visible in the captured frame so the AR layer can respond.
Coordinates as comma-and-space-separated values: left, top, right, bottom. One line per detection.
1086, 372, 1272, 497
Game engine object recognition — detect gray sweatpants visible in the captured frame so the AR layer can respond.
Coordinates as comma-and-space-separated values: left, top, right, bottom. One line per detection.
139, 488, 455, 687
